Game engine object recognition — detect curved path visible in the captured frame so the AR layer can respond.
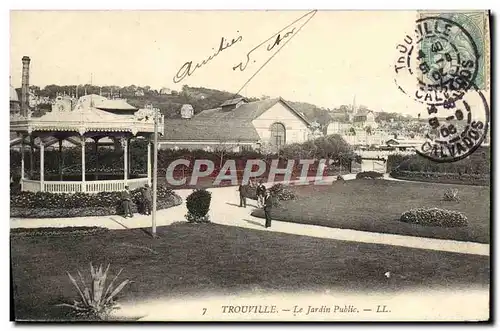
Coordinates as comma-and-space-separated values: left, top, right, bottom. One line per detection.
10, 174, 489, 256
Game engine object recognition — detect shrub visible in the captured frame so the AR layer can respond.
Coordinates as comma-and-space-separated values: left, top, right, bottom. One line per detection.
268, 183, 297, 207
10, 186, 182, 218
58, 263, 132, 321
10, 226, 109, 237
356, 171, 384, 179
185, 189, 212, 223
400, 208, 468, 227
390, 170, 489, 186
443, 188, 460, 202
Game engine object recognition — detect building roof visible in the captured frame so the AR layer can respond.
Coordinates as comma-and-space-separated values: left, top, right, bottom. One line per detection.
386, 139, 425, 146
196, 97, 311, 125
96, 99, 138, 111
74, 94, 137, 111
162, 118, 260, 142
10, 96, 160, 135
162, 97, 310, 142
220, 97, 249, 107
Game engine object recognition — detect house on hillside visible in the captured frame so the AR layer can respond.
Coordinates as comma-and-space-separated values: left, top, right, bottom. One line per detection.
159, 87, 172, 95
353, 109, 378, 129
159, 97, 312, 152
134, 89, 145, 97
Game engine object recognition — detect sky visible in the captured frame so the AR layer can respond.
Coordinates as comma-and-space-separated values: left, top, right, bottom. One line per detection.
9, 10, 472, 115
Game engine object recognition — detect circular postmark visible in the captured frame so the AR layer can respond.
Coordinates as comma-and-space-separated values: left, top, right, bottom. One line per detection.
394, 16, 480, 106
415, 86, 489, 163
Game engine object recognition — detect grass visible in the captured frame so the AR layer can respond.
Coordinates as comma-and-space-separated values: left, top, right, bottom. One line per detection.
251, 179, 490, 244
11, 223, 489, 321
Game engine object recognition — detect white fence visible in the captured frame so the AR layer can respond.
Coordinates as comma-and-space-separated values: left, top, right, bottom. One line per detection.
21, 177, 149, 193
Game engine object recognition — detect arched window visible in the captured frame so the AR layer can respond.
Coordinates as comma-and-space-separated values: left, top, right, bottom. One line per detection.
270, 122, 286, 148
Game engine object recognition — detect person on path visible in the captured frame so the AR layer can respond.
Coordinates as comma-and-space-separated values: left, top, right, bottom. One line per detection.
263, 191, 273, 228
120, 185, 133, 218
256, 180, 266, 207
142, 183, 153, 215
238, 183, 247, 208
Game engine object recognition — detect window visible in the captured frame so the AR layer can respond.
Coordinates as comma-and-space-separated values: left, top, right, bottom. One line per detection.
270, 122, 286, 148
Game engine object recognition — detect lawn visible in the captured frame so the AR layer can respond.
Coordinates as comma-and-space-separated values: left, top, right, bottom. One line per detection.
251, 179, 490, 244
11, 223, 489, 321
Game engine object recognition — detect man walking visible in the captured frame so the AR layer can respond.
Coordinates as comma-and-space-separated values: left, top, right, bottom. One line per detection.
142, 183, 153, 215
263, 191, 273, 228
120, 185, 133, 218
238, 183, 247, 208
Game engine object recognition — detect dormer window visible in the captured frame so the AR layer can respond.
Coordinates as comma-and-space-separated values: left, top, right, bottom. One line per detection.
220, 97, 249, 112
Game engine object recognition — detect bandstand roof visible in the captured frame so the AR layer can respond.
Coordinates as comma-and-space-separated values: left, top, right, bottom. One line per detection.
10, 95, 163, 136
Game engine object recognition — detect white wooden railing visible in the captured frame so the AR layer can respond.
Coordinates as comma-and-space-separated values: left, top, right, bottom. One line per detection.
21, 177, 149, 193
44, 181, 83, 193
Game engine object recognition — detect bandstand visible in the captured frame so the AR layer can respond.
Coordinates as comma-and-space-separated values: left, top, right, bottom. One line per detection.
10, 94, 164, 193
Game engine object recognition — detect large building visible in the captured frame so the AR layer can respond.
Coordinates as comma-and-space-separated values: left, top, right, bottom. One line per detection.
159, 97, 312, 151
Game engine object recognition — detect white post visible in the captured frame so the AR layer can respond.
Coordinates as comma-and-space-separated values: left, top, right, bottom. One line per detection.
20, 135, 25, 191
40, 140, 44, 191
152, 109, 159, 238
123, 137, 128, 185
81, 135, 86, 192
147, 139, 152, 186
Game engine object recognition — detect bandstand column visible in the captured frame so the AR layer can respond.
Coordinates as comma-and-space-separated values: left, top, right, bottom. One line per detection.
39, 140, 45, 191
127, 138, 132, 180
20, 134, 25, 191
58, 139, 64, 181
29, 134, 34, 178
93, 137, 100, 180
81, 135, 86, 192
123, 137, 128, 185
147, 139, 152, 186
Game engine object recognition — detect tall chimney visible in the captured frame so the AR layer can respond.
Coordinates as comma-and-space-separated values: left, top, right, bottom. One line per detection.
21, 56, 30, 117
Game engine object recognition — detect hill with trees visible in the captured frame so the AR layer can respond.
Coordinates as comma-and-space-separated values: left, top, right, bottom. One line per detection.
26, 84, 334, 126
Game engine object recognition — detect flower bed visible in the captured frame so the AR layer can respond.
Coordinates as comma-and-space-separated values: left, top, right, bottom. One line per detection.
10, 186, 183, 218
400, 208, 468, 228
391, 170, 490, 186
268, 183, 297, 207
356, 171, 384, 179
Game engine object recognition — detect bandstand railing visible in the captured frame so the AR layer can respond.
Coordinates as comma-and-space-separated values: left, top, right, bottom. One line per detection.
21, 177, 149, 194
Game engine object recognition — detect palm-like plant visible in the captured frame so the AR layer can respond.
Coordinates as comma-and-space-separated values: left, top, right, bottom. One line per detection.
58, 263, 132, 320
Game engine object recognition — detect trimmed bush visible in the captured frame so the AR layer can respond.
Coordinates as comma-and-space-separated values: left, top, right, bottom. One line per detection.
10, 186, 182, 218
400, 208, 468, 227
185, 189, 212, 223
356, 171, 384, 179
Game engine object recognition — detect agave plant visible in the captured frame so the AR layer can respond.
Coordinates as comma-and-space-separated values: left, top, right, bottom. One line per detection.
443, 188, 460, 202
58, 263, 132, 320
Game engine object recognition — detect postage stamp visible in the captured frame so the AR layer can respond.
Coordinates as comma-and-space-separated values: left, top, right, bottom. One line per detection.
417, 10, 490, 91
394, 12, 489, 105
9, 10, 491, 323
